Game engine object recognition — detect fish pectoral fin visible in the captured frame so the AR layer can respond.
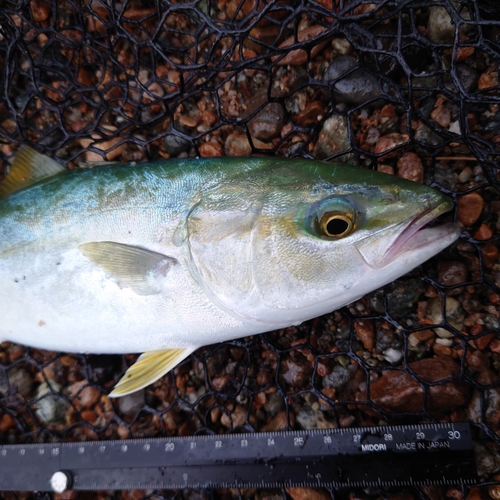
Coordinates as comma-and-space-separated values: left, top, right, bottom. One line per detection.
79, 241, 178, 295
109, 347, 196, 397
0, 145, 66, 199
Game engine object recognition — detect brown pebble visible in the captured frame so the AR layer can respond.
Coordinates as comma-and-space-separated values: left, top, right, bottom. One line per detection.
482, 242, 499, 268
433, 343, 452, 357
286, 488, 331, 500
221, 405, 247, 428
377, 164, 394, 175
445, 487, 462, 500
257, 370, 272, 386
262, 410, 290, 431
354, 320, 374, 350
437, 261, 467, 292
431, 104, 451, 128
296, 101, 325, 127
489, 478, 500, 500
199, 142, 223, 157
474, 223, 493, 241
408, 329, 435, 347
0, 414, 15, 432
490, 339, 500, 353
316, 361, 330, 377
457, 192, 483, 226
473, 333, 494, 350
467, 350, 490, 372
370, 356, 469, 414
224, 132, 251, 156
374, 133, 409, 156
397, 152, 424, 183
466, 488, 483, 500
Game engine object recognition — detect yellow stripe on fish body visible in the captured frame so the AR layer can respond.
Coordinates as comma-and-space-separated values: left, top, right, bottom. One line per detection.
0, 147, 460, 396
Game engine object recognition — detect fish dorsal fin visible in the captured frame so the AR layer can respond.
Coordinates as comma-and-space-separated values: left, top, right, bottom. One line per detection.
0, 146, 66, 199
109, 348, 196, 397
79, 241, 177, 295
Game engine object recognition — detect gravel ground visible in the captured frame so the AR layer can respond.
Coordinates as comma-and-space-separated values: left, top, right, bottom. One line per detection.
0, 1, 499, 499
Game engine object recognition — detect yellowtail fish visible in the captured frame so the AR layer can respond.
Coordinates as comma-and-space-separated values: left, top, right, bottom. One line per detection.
0, 147, 460, 396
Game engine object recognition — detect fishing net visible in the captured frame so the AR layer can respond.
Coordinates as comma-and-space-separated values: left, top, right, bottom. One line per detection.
0, 0, 499, 498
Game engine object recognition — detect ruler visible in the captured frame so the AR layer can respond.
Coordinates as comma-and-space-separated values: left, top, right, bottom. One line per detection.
0, 423, 477, 492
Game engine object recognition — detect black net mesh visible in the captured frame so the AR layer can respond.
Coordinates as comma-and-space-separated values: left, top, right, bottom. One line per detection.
1, 0, 500, 498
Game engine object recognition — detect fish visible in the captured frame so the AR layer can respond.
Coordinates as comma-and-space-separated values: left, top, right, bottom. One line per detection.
0, 146, 460, 397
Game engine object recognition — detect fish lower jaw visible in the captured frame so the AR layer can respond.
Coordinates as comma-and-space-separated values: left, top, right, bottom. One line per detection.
381, 222, 460, 268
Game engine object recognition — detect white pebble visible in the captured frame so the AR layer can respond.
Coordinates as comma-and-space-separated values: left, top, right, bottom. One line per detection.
383, 348, 403, 364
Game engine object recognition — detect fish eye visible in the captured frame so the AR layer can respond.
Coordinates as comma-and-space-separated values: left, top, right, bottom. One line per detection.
319, 212, 354, 238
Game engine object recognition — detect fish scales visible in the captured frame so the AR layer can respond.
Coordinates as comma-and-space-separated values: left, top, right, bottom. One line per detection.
0, 149, 461, 396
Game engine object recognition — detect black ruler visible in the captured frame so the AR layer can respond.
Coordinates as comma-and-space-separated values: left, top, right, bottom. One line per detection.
0, 423, 477, 492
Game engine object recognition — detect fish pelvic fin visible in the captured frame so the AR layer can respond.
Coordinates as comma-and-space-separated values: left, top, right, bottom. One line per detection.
0, 146, 66, 199
109, 347, 196, 397
79, 241, 178, 295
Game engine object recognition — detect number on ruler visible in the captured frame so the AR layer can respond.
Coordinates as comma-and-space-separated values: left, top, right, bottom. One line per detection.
165, 443, 175, 452
294, 437, 304, 447
448, 431, 461, 439
215, 441, 222, 448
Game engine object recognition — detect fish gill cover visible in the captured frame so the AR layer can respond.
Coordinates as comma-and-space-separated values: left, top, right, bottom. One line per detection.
0, 0, 499, 499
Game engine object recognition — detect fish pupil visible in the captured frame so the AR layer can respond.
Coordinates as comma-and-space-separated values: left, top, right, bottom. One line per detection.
326, 217, 349, 236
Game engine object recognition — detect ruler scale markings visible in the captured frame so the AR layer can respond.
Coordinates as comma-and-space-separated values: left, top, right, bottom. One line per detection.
0, 423, 477, 492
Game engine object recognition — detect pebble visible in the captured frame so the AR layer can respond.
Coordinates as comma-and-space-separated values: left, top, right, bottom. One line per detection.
457, 192, 484, 226
7, 365, 33, 398
34, 381, 70, 425
248, 103, 285, 141
482, 242, 498, 268
383, 348, 403, 364
224, 132, 251, 156
263, 391, 286, 415
164, 134, 190, 156
286, 488, 331, 500
433, 163, 458, 190
296, 405, 331, 430
426, 5, 456, 44
313, 114, 350, 159
322, 365, 349, 390
296, 101, 325, 127
428, 296, 465, 338
370, 278, 424, 318
474, 223, 493, 240
370, 356, 469, 414
354, 320, 374, 350
458, 166, 472, 183
489, 476, 500, 500
118, 390, 145, 417
437, 261, 467, 293
198, 141, 222, 157
331, 36, 353, 55
396, 152, 424, 183
456, 63, 479, 93
374, 133, 408, 157
414, 123, 443, 150
323, 55, 381, 105
280, 354, 313, 390
430, 104, 451, 129
262, 410, 290, 431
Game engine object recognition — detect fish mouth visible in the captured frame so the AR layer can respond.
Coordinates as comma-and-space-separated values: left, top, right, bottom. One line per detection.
382, 199, 458, 266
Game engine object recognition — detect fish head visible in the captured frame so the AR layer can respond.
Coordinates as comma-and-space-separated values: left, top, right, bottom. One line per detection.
185, 159, 460, 327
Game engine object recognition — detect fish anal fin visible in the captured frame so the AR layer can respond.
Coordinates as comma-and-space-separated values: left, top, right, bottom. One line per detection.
0, 146, 66, 199
79, 241, 177, 295
109, 348, 196, 397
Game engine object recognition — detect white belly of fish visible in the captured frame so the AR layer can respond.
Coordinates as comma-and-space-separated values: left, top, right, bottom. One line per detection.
0, 244, 258, 353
